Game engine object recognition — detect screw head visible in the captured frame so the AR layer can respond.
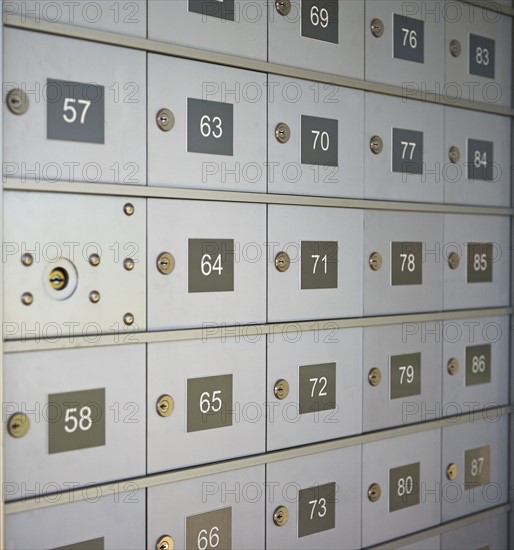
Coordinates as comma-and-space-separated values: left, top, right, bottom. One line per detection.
8, 413, 30, 438
156, 252, 176, 275
89, 290, 101, 304
156, 395, 175, 418
124, 313, 135, 326
370, 135, 383, 155
275, 251, 291, 273
447, 358, 460, 376
156, 535, 175, 550
369, 252, 383, 271
371, 18, 384, 38
124, 203, 135, 216
124, 258, 135, 271
448, 146, 461, 164
21, 253, 34, 267
89, 253, 101, 267
274, 379, 290, 400
448, 252, 460, 270
450, 39, 461, 57
273, 506, 289, 526
447, 463, 458, 481
275, 122, 291, 144
21, 292, 33, 306
275, 0, 291, 16
368, 483, 382, 502
6, 88, 29, 115
156, 108, 175, 132
368, 368, 382, 387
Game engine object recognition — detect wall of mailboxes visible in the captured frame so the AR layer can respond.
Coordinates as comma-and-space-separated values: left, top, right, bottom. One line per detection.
2, 0, 513, 549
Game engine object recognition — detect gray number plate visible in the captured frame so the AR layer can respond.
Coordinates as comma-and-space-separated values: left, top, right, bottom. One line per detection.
468, 139, 494, 181
48, 388, 105, 454
301, 115, 338, 166
467, 243, 493, 283
298, 362, 336, 414
188, 0, 235, 21
187, 98, 234, 156
47, 79, 105, 144
389, 462, 420, 512
466, 344, 491, 386
187, 374, 233, 433
465, 446, 490, 489
393, 14, 424, 63
188, 239, 235, 293
390, 352, 421, 399
186, 507, 232, 550
469, 34, 495, 79
391, 242, 423, 286
52, 539, 104, 550
301, 1, 339, 44
301, 241, 338, 290
298, 482, 336, 538
392, 128, 424, 174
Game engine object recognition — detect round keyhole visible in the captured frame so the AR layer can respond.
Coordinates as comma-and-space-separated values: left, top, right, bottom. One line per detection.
49, 267, 69, 291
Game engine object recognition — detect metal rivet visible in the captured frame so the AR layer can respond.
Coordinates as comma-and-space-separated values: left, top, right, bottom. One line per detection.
273, 506, 289, 526
275, 0, 291, 16
371, 18, 384, 38
275, 251, 291, 273
89, 290, 101, 304
156, 108, 175, 132
274, 379, 290, 400
156, 535, 175, 550
450, 39, 461, 58
370, 135, 383, 155
124, 258, 135, 271
369, 252, 383, 271
448, 252, 460, 270
156, 395, 175, 418
156, 252, 176, 275
21, 292, 33, 306
447, 463, 458, 481
124, 313, 135, 326
124, 203, 135, 216
447, 358, 460, 376
275, 122, 291, 144
21, 253, 34, 267
6, 88, 29, 115
89, 253, 101, 267
8, 413, 30, 438
448, 146, 461, 164
368, 483, 382, 502
368, 368, 382, 387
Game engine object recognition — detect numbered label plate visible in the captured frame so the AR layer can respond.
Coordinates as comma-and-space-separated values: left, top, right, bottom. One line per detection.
188, 0, 235, 21
466, 344, 492, 386
301, 1, 339, 44
467, 243, 493, 283
187, 98, 234, 156
392, 128, 424, 174
468, 139, 494, 181
53, 539, 104, 550
389, 462, 420, 512
391, 242, 423, 286
301, 241, 338, 290
469, 34, 495, 79
188, 239, 235, 293
390, 352, 421, 399
301, 115, 338, 166
186, 507, 232, 550
298, 482, 336, 538
47, 79, 105, 144
465, 446, 490, 489
187, 374, 233, 433
298, 362, 336, 414
393, 15, 424, 64
48, 388, 106, 454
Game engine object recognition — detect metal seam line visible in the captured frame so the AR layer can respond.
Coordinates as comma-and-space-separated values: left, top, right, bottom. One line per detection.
4, 307, 512, 353
4, 406, 511, 514
3, 14, 513, 118
3, 180, 514, 217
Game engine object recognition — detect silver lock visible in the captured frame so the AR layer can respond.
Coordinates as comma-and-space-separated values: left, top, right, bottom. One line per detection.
156, 395, 175, 418
369, 252, 383, 271
447, 463, 458, 481
274, 379, 290, 400
6, 88, 29, 115
275, 251, 291, 273
370, 18, 384, 38
368, 483, 382, 502
447, 358, 460, 376
450, 39, 461, 58
156, 535, 175, 550
273, 506, 289, 526
370, 135, 383, 155
275, 0, 291, 16
156, 108, 175, 132
448, 252, 460, 270
156, 252, 176, 275
448, 146, 461, 164
275, 123, 291, 144
368, 368, 382, 387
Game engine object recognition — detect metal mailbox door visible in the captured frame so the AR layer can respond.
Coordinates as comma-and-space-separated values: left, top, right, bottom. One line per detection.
147, 465, 266, 550
443, 214, 510, 310
148, 54, 267, 192
148, 0, 267, 60
444, 107, 511, 207
268, 205, 363, 322
4, 29, 146, 185
266, 447, 362, 550
3, 192, 146, 340
442, 316, 509, 413
441, 415, 508, 521
364, 93, 444, 203
364, 211, 443, 315
5, 492, 146, 549
268, 75, 363, 198
441, 513, 508, 550
363, 322, 442, 431
365, 1, 445, 91
266, 326, 362, 451
147, 337, 265, 473
362, 430, 442, 547
147, 199, 266, 330
4, 345, 145, 501
268, 0, 364, 78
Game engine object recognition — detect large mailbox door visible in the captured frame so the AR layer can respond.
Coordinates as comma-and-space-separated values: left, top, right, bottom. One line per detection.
441, 513, 508, 550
